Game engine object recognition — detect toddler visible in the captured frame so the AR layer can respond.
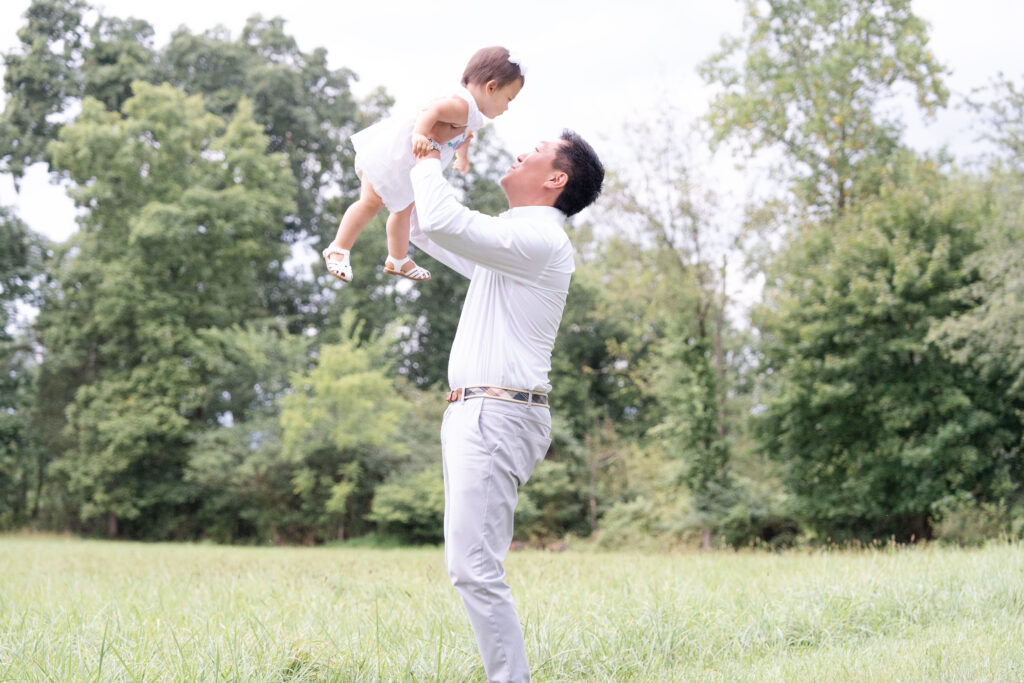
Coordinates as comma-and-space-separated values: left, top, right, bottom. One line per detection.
323, 46, 525, 282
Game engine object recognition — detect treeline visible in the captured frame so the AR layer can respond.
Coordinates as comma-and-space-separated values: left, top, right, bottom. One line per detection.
1, 0, 1022, 547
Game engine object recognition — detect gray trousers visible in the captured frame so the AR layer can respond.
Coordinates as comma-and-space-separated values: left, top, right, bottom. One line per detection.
440, 397, 552, 683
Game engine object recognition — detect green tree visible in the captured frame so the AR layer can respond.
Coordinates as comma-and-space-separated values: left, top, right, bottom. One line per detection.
2, 3, 367, 332
700, 0, 948, 216
366, 468, 445, 543
156, 15, 361, 250
82, 15, 156, 111
184, 321, 311, 543
926, 77, 1024, 524
931, 75, 1024, 395
969, 72, 1024, 171
755, 154, 1019, 540
279, 315, 411, 542
153, 15, 368, 335
594, 111, 740, 548
0, 207, 46, 339
39, 83, 295, 537
0, 0, 88, 182
929, 167, 1024, 414
0, 208, 49, 528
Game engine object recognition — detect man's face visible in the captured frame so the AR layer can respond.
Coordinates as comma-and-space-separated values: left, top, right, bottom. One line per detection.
500, 140, 564, 200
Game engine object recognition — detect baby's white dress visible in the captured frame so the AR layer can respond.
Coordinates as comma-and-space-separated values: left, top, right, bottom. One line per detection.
350, 86, 485, 212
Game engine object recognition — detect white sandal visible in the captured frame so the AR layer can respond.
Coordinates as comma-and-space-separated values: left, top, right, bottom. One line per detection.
383, 255, 430, 282
322, 245, 352, 282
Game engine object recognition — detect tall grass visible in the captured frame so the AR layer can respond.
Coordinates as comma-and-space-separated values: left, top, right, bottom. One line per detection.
1, 535, 1022, 681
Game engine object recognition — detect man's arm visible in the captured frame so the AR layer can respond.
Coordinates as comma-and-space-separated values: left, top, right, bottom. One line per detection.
409, 207, 477, 279
410, 158, 551, 283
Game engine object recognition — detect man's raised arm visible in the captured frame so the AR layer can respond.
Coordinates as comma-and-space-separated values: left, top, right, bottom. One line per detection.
410, 158, 551, 282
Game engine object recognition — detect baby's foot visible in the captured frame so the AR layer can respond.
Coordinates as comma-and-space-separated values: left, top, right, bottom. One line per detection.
383, 255, 430, 281
322, 245, 352, 282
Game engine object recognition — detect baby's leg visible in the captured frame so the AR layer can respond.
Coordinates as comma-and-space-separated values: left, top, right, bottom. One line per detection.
332, 176, 385, 250
385, 204, 415, 260
323, 176, 384, 282
383, 204, 430, 281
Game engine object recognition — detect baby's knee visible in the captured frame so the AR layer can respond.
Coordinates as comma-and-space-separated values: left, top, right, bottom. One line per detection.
362, 194, 384, 213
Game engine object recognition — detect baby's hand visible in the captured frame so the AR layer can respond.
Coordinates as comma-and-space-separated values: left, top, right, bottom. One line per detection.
411, 133, 432, 157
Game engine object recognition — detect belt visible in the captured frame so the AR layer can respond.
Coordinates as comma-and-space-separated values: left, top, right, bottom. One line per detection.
445, 385, 549, 407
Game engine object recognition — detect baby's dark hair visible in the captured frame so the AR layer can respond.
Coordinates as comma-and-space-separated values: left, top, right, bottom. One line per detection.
461, 46, 525, 88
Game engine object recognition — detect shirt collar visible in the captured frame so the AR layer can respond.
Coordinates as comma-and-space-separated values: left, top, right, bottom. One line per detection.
500, 205, 567, 225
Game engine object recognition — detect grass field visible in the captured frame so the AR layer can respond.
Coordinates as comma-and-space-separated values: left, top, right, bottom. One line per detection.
1, 536, 1022, 682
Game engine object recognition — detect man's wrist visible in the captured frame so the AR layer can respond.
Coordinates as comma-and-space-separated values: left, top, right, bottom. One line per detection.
415, 152, 442, 164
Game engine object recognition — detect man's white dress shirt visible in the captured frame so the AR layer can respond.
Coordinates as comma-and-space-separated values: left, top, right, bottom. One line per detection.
409, 158, 574, 393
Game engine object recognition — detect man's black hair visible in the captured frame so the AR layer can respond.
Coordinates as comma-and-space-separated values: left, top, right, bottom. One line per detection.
552, 129, 604, 217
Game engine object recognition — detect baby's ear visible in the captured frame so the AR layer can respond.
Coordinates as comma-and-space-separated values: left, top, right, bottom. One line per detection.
486, 79, 499, 94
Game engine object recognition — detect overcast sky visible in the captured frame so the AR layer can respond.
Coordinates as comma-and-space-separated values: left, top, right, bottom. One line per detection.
1, 0, 1022, 247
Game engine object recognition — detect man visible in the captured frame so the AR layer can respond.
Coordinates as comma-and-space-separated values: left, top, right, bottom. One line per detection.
409, 130, 604, 683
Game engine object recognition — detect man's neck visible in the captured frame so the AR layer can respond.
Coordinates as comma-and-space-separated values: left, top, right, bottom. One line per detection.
506, 193, 557, 210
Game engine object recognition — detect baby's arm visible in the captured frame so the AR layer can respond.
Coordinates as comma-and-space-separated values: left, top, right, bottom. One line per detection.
411, 95, 470, 157
453, 131, 473, 174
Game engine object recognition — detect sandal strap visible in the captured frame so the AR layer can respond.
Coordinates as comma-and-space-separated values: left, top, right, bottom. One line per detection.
385, 256, 430, 280
322, 244, 350, 258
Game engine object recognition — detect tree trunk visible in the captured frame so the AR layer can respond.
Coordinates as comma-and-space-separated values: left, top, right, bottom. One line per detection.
31, 449, 45, 520
588, 456, 598, 534
107, 511, 118, 538
715, 254, 728, 439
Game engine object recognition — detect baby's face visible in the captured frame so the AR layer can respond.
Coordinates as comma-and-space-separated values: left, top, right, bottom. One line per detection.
478, 80, 523, 119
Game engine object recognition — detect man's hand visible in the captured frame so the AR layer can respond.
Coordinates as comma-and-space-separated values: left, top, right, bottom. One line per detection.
411, 133, 432, 157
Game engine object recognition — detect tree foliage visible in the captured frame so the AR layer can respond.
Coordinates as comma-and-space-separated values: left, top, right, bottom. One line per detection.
700, 0, 948, 215
756, 154, 1021, 539
0, 209, 49, 528
0, 0, 88, 182
279, 315, 413, 542
1, 0, 1022, 547
39, 83, 295, 537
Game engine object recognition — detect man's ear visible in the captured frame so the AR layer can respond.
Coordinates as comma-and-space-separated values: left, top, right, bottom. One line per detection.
546, 171, 568, 190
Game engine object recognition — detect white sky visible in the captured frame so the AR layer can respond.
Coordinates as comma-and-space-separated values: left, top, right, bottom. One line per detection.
1, 0, 1022, 291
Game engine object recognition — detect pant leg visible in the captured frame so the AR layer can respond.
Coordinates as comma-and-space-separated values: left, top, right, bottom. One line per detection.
441, 399, 551, 683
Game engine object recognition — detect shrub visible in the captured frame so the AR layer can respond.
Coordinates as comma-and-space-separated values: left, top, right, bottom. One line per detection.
366, 468, 444, 544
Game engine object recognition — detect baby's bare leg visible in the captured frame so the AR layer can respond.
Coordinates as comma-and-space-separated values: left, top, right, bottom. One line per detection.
331, 176, 384, 251
383, 204, 429, 280
385, 204, 415, 260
